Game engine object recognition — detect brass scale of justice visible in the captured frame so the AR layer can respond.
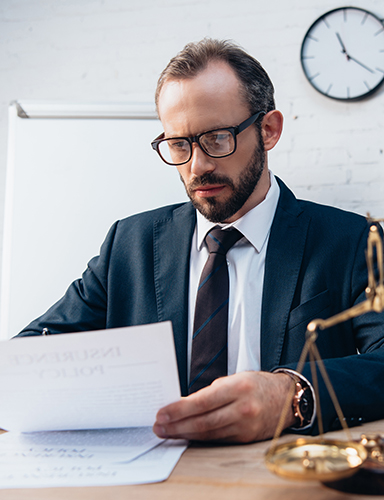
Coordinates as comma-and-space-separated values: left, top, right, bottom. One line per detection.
265, 216, 384, 484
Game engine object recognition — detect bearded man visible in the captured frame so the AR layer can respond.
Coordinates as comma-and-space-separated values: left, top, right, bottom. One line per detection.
18, 39, 384, 443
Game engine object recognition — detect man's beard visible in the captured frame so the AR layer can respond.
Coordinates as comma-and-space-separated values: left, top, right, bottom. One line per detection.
180, 139, 265, 223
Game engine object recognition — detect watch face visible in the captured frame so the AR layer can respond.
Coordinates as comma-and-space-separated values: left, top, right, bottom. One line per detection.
301, 7, 384, 101
300, 387, 314, 424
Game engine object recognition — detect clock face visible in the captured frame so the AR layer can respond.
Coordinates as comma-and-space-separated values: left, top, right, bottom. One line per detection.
301, 7, 384, 100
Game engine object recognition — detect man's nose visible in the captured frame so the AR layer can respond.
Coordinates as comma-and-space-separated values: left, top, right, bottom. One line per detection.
190, 144, 216, 177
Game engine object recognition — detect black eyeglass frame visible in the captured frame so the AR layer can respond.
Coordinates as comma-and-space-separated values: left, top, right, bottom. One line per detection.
151, 110, 266, 166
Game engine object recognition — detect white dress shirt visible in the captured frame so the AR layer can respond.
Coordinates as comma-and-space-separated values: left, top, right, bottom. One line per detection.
187, 172, 280, 378
187, 171, 315, 429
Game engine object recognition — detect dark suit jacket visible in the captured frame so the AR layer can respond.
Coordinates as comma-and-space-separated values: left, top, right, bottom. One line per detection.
19, 178, 384, 433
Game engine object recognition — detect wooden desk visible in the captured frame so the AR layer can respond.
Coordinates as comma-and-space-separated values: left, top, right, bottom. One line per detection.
1, 420, 383, 500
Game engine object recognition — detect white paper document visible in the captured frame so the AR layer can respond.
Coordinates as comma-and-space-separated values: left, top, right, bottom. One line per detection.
0, 437, 187, 488
0, 322, 180, 432
0, 322, 188, 488
0, 427, 163, 464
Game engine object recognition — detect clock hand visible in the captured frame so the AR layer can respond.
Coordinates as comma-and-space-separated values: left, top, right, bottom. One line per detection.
335, 32, 374, 73
348, 55, 375, 74
335, 32, 349, 58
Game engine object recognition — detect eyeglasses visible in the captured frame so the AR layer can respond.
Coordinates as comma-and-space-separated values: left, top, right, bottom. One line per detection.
151, 111, 265, 166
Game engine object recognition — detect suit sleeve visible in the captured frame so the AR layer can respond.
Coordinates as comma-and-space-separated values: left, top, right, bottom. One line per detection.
16, 222, 119, 337
287, 224, 384, 434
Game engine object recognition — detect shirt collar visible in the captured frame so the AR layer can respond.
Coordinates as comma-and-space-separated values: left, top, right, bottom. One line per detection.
196, 171, 280, 253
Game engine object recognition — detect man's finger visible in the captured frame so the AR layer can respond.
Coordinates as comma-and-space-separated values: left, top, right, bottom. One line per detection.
156, 377, 235, 424
154, 396, 236, 437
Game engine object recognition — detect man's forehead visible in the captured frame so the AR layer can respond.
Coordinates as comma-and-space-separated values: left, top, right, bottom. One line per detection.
161, 61, 241, 96
157, 61, 245, 120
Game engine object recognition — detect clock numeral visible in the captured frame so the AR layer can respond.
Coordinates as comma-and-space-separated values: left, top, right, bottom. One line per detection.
347, 87, 350, 99
374, 27, 384, 36
307, 34, 319, 42
302, 56, 315, 60
364, 81, 371, 90
343, 9, 347, 22
325, 84, 333, 95
376, 67, 384, 74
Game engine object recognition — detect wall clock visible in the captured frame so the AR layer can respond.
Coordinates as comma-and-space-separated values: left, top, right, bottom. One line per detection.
301, 7, 384, 101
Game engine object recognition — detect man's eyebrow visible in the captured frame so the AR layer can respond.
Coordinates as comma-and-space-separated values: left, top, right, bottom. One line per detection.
164, 123, 235, 139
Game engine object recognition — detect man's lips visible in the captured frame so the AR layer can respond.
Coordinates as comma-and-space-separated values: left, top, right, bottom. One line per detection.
193, 184, 226, 198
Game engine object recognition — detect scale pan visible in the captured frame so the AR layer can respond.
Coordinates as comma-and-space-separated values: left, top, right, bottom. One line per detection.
266, 438, 368, 482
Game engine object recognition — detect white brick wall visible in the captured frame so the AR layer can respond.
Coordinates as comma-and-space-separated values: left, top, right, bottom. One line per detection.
0, 0, 383, 265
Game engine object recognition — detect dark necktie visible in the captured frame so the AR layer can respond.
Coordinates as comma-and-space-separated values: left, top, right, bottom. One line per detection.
189, 226, 242, 394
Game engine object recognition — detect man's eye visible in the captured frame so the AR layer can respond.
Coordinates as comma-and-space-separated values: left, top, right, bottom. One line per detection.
206, 133, 226, 142
214, 133, 228, 141
169, 140, 188, 150
202, 131, 232, 151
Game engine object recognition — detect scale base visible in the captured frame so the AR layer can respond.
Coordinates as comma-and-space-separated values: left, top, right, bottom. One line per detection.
266, 438, 368, 482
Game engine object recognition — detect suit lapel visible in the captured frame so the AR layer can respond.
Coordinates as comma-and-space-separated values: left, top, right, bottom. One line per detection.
153, 202, 196, 396
260, 179, 310, 371
151, 181, 310, 386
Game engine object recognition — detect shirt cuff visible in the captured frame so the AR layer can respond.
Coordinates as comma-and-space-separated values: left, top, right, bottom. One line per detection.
273, 368, 316, 431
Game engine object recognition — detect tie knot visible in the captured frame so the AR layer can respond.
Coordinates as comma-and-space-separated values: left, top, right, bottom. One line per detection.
206, 226, 242, 255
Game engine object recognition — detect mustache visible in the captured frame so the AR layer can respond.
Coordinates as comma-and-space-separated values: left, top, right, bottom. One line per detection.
187, 173, 235, 191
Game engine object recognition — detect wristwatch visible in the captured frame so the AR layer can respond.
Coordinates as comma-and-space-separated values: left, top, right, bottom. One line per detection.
291, 376, 314, 428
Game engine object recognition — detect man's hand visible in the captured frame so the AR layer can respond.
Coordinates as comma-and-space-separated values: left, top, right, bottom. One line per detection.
153, 371, 296, 443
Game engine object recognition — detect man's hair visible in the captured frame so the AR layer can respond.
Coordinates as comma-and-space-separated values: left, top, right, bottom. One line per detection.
155, 38, 275, 118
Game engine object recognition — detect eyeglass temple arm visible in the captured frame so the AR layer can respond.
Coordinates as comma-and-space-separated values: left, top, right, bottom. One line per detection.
236, 111, 266, 134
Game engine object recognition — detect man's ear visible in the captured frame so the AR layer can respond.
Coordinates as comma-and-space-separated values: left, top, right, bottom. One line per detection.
261, 110, 283, 152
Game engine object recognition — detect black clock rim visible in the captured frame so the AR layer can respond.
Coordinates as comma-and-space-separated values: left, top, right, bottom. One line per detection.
301, 74, 384, 102
300, 6, 384, 101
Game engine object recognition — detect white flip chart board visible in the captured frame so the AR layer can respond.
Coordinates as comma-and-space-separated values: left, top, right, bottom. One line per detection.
0, 102, 187, 339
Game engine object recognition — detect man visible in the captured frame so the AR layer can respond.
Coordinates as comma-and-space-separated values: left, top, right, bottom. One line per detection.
18, 39, 384, 443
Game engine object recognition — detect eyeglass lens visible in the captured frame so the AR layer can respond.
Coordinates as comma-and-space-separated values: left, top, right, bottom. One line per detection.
158, 129, 235, 165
